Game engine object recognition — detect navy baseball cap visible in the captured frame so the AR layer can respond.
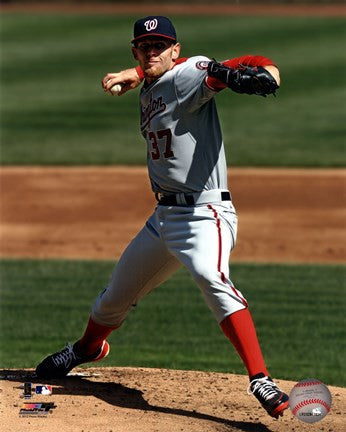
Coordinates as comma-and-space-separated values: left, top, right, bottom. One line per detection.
132, 16, 177, 44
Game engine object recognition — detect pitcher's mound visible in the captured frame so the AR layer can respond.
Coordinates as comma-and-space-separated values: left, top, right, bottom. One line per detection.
1, 367, 345, 432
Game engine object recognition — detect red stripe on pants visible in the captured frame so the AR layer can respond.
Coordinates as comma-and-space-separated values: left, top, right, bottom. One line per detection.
208, 204, 247, 307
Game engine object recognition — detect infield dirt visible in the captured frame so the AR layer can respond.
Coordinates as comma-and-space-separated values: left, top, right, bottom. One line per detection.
1, 167, 345, 264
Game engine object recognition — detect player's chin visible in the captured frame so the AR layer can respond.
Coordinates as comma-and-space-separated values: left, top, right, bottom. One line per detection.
144, 65, 164, 78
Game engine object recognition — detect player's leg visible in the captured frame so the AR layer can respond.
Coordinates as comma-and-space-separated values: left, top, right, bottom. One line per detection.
164, 203, 247, 322
36, 212, 181, 378
165, 202, 288, 417
90, 217, 181, 330
75, 223, 181, 354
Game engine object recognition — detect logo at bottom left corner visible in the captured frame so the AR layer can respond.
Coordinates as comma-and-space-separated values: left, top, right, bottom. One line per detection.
19, 402, 56, 417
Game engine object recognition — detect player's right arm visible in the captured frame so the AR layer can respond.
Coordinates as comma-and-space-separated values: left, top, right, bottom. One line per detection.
102, 66, 144, 95
102, 59, 188, 95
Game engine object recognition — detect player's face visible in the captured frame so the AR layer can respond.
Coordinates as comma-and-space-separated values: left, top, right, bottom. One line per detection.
133, 38, 181, 83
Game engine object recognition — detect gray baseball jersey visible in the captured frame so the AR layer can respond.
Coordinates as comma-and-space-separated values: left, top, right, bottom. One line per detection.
140, 56, 228, 194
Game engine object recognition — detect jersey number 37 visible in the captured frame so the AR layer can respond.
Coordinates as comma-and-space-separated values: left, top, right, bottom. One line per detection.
149, 129, 174, 160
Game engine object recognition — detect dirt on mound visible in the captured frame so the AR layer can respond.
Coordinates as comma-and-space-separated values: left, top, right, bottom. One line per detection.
1, 367, 345, 432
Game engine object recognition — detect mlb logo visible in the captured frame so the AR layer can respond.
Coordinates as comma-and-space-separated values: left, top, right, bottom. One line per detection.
36, 385, 52, 395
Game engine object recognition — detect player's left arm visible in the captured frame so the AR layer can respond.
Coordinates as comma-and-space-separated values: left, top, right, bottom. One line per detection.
206, 55, 280, 97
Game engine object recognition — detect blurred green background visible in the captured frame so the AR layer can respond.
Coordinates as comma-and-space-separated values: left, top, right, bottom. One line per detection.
1, 13, 345, 166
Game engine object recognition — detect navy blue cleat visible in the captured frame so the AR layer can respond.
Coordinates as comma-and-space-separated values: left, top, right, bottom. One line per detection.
36, 340, 110, 379
248, 375, 289, 419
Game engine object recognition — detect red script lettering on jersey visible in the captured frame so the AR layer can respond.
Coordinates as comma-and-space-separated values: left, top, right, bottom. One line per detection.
141, 95, 167, 130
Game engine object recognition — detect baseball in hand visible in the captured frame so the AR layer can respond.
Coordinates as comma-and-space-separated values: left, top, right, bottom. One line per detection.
110, 84, 122, 96
289, 379, 332, 423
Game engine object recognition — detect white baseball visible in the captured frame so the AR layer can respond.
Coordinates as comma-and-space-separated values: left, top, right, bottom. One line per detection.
110, 84, 122, 95
289, 379, 332, 423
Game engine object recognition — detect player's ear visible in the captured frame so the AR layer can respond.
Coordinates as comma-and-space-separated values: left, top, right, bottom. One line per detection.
132, 47, 138, 60
172, 43, 181, 61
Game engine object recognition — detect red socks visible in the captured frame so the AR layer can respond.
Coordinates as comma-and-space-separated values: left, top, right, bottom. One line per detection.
78, 310, 268, 380
77, 317, 117, 355
220, 308, 269, 379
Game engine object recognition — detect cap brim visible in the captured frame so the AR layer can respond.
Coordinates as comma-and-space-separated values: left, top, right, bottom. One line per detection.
131, 34, 177, 44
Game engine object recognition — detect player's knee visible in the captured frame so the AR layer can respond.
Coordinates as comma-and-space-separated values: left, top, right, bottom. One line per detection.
191, 265, 219, 287
91, 288, 130, 327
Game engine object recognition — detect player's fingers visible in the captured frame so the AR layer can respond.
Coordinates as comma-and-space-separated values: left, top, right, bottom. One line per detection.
101, 73, 118, 89
101, 74, 111, 88
102, 78, 117, 93
105, 77, 125, 92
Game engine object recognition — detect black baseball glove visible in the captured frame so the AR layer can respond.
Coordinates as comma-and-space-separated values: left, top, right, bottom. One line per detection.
207, 60, 279, 97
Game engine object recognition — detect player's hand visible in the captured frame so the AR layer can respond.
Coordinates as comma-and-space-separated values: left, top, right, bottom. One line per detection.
102, 68, 142, 96
263, 65, 280, 86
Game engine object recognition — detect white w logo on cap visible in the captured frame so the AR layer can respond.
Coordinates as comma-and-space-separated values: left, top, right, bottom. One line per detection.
144, 19, 158, 31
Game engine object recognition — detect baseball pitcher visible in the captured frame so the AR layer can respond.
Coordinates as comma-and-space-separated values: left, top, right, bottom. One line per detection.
36, 16, 289, 419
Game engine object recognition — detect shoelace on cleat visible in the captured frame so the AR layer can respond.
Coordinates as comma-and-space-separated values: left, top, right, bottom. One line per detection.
247, 377, 279, 401
52, 343, 77, 368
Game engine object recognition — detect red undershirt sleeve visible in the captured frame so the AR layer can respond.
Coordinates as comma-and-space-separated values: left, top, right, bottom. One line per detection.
135, 65, 145, 80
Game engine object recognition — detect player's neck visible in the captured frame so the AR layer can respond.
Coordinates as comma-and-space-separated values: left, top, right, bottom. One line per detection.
145, 76, 158, 85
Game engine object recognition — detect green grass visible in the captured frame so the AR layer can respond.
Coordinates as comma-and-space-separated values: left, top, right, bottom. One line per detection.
0, 259, 345, 387
1, 14, 345, 166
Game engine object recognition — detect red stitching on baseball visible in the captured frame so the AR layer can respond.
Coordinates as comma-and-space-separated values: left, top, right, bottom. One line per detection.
292, 398, 330, 415
294, 380, 322, 388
